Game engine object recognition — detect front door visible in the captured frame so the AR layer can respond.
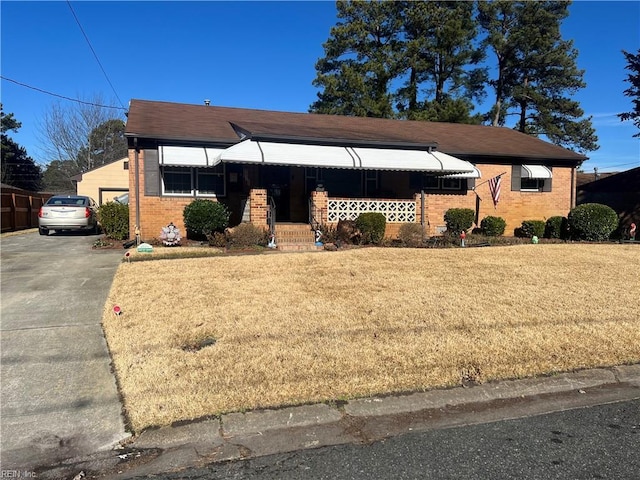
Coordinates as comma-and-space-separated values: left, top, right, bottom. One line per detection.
263, 166, 291, 222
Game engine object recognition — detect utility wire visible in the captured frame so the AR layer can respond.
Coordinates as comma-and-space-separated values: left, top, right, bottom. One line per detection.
0, 76, 127, 110
66, 0, 125, 109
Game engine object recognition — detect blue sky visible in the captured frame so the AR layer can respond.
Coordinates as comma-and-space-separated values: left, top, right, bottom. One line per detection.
1, 1, 639, 173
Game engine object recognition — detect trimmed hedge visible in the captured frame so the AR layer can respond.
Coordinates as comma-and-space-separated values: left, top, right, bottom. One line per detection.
516, 220, 545, 238
444, 208, 475, 234
544, 216, 569, 239
480, 216, 506, 237
97, 201, 129, 240
356, 212, 386, 245
183, 199, 230, 240
568, 203, 618, 241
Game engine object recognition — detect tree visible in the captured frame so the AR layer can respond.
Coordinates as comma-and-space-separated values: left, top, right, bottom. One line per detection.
41, 160, 78, 194
38, 94, 126, 173
478, 0, 598, 153
1, 104, 42, 191
310, 1, 404, 117
76, 119, 127, 171
396, 1, 486, 123
618, 49, 640, 137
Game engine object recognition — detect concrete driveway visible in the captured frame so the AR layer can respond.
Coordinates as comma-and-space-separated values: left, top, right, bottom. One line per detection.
0, 231, 129, 471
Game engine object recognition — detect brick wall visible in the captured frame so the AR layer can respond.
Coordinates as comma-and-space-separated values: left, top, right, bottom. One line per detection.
129, 149, 575, 240
129, 150, 213, 240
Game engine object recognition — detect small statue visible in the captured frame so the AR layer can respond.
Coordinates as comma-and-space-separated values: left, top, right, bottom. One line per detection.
161, 222, 182, 246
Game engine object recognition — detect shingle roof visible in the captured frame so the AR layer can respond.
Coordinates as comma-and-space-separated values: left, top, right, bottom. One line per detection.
125, 99, 587, 164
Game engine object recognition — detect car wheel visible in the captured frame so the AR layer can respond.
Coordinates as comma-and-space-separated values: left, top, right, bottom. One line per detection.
38, 227, 48, 236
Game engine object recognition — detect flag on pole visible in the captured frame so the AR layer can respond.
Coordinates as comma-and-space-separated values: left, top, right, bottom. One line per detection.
488, 175, 502, 208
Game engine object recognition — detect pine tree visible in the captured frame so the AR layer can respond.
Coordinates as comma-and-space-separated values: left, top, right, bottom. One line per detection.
478, 0, 598, 152
1, 105, 42, 191
618, 49, 640, 137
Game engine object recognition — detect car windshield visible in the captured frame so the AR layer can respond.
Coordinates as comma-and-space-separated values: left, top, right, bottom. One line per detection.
47, 197, 88, 206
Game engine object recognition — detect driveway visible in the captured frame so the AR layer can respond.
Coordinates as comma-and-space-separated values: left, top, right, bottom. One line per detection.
0, 231, 129, 471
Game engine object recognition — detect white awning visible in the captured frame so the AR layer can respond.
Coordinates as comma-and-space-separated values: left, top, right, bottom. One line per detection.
522, 164, 552, 179
218, 140, 356, 168
218, 140, 476, 174
159, 146, 225, 167
442, 165, 482, 178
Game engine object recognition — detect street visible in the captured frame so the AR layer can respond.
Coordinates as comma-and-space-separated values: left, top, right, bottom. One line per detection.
145, 399, 639, 480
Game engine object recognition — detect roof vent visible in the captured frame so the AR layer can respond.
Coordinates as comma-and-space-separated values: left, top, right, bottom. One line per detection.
204, 99, 210, 106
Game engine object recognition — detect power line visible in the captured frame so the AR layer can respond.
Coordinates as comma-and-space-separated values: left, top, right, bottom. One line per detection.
66, 0, 125, 109
0, 76, 127, 110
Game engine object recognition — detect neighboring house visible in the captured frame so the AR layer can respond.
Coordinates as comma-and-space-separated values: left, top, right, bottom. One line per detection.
74, 157, 129, 205
577, 167, 640, 231
124, 99, 586, 241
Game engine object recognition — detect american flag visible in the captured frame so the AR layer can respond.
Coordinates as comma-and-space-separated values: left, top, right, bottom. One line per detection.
488, 175, 502, 208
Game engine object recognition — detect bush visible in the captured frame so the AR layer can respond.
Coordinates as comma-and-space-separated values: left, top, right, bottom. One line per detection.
356, 212, 386, 245
480, 216, 506, 236
97, 201, 129, 240
544, 216, 569, 239
568, 203, 619, 241
398, 223, 425, 247
226, 223, 268, 248
516, 220, 545, 238
444, 208, 475, 234
183, 199, 230, 240
317, 223, 339, 244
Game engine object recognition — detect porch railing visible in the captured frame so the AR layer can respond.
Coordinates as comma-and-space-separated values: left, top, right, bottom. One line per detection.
327, 198, 416, 223
266, 196, 276, 236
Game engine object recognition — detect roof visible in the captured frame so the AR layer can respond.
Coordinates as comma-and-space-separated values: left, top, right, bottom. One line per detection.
125, 99, 587, 164
578, 167, 640, 193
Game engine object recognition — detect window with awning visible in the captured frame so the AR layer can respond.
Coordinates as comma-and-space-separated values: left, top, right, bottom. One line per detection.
512, 165, 553, 192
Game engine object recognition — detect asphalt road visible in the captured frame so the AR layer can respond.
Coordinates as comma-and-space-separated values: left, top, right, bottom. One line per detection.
143, 399, 639, 480
0, 231, 129, 470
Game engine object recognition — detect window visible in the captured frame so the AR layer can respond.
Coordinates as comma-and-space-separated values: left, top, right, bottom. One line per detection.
364, 170, 379, 196
162, 165, 226, 197
163, 167, 192, 195
441, 178, 462, 190
512, 165, 552, 192
123, 161, 129, 170
411, 174, 466, 191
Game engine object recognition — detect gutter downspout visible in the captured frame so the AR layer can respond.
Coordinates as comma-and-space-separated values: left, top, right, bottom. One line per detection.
134, 137, 141, 238
570, 166, 576, 208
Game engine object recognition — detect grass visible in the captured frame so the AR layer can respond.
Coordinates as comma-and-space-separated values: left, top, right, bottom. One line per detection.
102, 244, 640, 432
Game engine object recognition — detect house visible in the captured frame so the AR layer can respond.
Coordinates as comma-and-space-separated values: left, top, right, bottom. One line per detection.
124, 99, 586, 243
577, 167, 640, 231
74, 157, 129, 205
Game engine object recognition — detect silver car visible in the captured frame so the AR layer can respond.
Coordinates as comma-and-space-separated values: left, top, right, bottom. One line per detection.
38, 195, 100, 236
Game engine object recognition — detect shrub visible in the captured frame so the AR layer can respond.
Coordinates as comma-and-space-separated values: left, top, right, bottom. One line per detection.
544, 216, 569, 239
206, 231, 227, 247
480, 216, 506, 236
398, 223, 425, 247
568, 203, 618, 241
226, 223, 268, 248
444, 208, 475, 234
317, 223, 339, 244
97, 201, 129, 240
516, 220, 545, 238
356, 212, 387, 245
183, 200, 230, 240
336, 220, 361, 244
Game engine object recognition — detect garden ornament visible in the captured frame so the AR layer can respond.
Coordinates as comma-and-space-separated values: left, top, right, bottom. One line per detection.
630, 222, 636, 241
161, 222, 181, 246
460, 230, 466, 247
532, 235, 539, 244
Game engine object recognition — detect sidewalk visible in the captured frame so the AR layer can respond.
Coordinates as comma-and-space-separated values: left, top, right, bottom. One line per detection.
36, 364, 640, 479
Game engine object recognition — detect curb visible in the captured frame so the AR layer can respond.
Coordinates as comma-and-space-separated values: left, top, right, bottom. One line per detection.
38, 365, 640, 479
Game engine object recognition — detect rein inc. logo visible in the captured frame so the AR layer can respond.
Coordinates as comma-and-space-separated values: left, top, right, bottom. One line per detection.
1, 471, 36, 478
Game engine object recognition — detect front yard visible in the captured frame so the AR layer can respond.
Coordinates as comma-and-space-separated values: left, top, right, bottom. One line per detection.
102, 244, 640, 433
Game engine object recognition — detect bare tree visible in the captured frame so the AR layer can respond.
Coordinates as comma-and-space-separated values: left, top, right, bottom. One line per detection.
37, 93, 126, 173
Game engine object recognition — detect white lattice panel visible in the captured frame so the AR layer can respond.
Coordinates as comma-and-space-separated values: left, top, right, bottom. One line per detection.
327, 199, 416, 223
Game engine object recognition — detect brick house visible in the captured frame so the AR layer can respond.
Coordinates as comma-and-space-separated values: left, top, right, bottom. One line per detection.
124, 99, 586, 243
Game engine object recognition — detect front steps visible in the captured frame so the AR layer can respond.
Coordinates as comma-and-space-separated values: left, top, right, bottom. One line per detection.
273, 223, 323, 252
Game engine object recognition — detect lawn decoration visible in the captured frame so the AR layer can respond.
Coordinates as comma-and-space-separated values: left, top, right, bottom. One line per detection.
460, 230, 466, 247
630, 222, 636, 241
113, 305, 122, 316
161, 222, 182, 246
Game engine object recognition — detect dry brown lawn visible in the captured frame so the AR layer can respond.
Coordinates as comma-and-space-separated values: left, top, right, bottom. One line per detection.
102, 244, 640, 432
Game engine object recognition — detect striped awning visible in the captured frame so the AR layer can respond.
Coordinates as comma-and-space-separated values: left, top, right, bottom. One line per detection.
159, 146, 225, 167
217, 140, 476, 174
442, 165, 482, 179
522, 164, 553, 179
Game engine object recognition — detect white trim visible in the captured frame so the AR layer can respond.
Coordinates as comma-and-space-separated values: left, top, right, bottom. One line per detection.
442, 165, 481, 178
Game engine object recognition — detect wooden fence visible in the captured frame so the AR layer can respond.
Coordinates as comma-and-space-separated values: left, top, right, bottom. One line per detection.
1, 187, 53, 233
